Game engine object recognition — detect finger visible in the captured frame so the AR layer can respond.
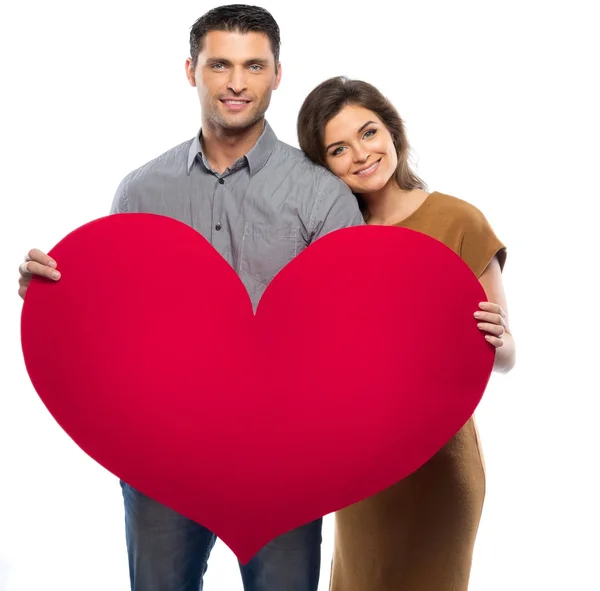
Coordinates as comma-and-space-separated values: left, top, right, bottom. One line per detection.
477, 322, 504, 337
27, 248, 57, 268
18, 261, 32, 276
484, 334, 504, 348
18, 285, 28, 300
479, 301, 505, 317
474, 311, 505, 327
19, 260, 61, 281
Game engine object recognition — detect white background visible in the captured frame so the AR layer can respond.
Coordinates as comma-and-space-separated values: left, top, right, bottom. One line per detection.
1, 1, 598, 589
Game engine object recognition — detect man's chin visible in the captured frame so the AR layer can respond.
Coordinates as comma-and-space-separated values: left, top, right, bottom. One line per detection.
217, 114, 264, 132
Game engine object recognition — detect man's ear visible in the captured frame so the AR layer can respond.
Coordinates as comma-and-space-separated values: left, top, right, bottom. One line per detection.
273, 61, 282, 90
185, 58, 197, 87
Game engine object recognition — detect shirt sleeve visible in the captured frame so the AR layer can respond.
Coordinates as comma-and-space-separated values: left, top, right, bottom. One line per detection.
309, 173, 365, 242
109, 176, 130, 214
459, 205, 507, 278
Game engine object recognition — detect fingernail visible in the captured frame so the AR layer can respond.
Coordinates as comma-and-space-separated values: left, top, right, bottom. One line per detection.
52, 271, 60, 279
477, 323, 484, 328
48, 260, 57, 268
474, 312, 482, 318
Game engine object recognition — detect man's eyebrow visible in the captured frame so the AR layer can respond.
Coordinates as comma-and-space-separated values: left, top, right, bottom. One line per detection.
205, 57, 271, 66
325, 120, 377, 152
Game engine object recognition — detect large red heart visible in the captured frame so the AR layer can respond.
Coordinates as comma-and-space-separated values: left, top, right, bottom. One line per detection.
21, 213, 493, 563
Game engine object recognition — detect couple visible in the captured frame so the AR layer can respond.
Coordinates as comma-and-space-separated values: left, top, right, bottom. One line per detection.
17, 4, 516, 591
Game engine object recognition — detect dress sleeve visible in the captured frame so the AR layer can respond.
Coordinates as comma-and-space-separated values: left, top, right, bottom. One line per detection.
459, 205, 507, 278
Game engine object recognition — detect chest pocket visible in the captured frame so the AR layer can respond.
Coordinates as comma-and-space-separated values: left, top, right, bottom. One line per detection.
239, 222, 299, 286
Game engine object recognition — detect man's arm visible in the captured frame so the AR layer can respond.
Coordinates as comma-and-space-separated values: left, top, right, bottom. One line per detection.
110, 177, 129, 214
18, 179, 129, 300
309, 174, 365, 243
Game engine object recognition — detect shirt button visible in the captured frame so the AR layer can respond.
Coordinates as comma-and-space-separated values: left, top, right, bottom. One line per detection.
215, 222, 222, 231
218, 178, 224, 184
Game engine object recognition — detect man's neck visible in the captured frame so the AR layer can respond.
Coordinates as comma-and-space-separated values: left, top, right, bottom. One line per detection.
200, 117, 266, 174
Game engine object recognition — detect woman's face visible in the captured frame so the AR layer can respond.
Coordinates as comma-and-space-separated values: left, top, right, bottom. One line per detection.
323, 104, 397, 194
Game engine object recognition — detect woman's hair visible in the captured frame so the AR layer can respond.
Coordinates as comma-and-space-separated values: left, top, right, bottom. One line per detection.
297, 76, 426, 197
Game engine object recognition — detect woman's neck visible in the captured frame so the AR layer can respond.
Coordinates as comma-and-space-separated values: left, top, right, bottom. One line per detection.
362, 181, 429, 225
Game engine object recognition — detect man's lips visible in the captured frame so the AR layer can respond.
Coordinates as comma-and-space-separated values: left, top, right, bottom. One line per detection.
220, 98, 251, 104
219, 98, 252, 112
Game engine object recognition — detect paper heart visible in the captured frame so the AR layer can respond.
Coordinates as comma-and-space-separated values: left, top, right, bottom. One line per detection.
21, 213, 493, 563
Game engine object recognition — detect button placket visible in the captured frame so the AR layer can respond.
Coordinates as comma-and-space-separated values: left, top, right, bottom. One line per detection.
213, 175, 225, 235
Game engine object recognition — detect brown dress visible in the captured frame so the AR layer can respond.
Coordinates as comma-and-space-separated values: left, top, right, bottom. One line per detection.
329, 191, 507, 591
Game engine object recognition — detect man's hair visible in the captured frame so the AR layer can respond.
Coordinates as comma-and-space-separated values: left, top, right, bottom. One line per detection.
190, 4, 281, 68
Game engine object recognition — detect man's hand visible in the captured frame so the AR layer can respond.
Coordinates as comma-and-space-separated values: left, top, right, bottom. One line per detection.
18, 249, 61, 300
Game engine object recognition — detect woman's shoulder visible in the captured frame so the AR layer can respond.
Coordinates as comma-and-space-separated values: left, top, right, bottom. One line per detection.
428, 191, 505, 275
428, 191, 488, 223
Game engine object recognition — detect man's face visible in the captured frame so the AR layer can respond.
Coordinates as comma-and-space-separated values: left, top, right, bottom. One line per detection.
186, 30, 281, 131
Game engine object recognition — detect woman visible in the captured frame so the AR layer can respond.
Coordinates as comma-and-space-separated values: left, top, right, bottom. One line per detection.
297, 77, 516, 591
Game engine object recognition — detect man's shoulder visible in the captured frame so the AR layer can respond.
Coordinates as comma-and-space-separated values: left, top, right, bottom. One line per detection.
120, 138, 193, 187
272, 138, 351, 193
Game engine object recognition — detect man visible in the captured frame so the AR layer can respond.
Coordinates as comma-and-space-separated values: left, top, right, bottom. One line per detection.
17, 4, 364, 591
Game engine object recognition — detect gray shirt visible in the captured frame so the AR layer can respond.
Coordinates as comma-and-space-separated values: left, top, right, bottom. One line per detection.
110, 120, 365, 309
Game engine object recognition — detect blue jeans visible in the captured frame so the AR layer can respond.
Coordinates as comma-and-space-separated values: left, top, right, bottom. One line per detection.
121, 482, 322, 591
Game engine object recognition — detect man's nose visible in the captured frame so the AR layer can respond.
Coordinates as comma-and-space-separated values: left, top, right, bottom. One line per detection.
227, 67, 248, 94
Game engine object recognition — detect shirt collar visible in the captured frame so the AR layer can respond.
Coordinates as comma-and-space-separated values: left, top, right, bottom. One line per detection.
187, 120, 277, 176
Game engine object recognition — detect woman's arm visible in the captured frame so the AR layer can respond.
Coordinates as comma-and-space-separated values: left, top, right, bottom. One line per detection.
475, 255, 516, 374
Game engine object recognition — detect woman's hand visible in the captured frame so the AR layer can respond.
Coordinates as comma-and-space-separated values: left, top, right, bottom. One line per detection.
474, 301, 508, 348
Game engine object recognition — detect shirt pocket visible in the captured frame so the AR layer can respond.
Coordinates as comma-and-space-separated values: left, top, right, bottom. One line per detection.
239, 222, 299, 286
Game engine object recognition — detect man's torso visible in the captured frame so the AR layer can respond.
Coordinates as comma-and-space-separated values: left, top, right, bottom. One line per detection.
111, 122, 363, 308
